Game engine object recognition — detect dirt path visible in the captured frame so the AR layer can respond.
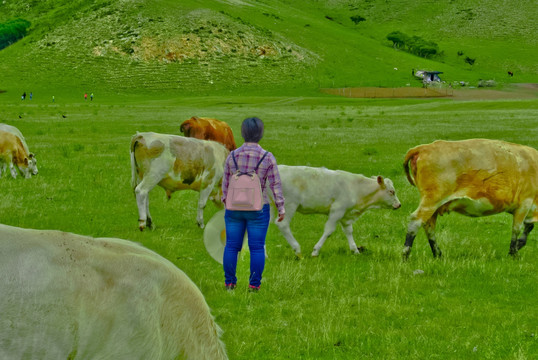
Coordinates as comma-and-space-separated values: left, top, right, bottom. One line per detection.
323, 83, 538, 100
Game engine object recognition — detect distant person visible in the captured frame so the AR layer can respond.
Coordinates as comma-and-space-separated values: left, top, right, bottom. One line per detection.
221, 117, 285, 293
412, 68, 415, 76
90, 93, 94, 101
52, 95, 55, 103
21, 92, 26, 100
84, 93, 88, 100
29, 92, 33, 100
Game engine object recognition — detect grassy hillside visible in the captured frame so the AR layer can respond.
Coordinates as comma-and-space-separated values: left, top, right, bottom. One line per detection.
0, 0, 536, 97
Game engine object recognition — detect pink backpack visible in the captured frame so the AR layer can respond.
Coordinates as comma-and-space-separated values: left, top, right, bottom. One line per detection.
226, 151, 268, 211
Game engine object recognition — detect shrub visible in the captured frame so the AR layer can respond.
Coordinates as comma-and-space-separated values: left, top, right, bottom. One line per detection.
350, 15, 366, 25
386, 31, 408, 49
0, 18, 31, 50
465, 56, 476, 66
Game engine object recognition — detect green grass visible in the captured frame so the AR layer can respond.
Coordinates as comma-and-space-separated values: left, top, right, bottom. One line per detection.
0, 94, 536, 359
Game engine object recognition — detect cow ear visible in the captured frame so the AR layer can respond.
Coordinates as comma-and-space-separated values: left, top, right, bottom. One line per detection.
29, 153, 34, 159
24, 157, 29, 166
377, 175, 386, 188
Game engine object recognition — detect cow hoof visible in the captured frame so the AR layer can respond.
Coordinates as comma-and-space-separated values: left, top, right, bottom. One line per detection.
139, 226, 145, 232
402, 246, 411, 261
295, 253, 303, 260
311, 250, 319, 257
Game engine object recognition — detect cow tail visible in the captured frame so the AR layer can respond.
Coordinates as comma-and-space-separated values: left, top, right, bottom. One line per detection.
403, 146, 420, 187
130, 136, 140, 193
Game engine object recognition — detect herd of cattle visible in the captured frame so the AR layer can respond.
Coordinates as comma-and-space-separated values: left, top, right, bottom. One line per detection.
1, 115, 537, 358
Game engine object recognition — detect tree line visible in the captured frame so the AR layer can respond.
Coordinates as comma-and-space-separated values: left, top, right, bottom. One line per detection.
0, 19, 31, 51
386, 31, 440, 59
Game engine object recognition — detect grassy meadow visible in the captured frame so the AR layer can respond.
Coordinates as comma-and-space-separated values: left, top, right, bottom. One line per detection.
0, 93, 537, 359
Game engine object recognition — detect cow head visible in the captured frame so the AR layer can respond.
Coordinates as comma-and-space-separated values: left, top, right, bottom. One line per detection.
19, 153, 38, 178
180, 120, 192, 136
375, 176, 401, 210
28, 153, 38, 176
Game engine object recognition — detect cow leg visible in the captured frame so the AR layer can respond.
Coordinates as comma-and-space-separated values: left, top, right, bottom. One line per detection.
9, 162, 17, 179
514, 222, 534, 252
134, 176, 160, 231
509, 207, 532, 256
312, 209, 345, 257
423, 214, 442, 258
197, 186, 214, 229
274, 204, 302, 258
340, 221, 360, 254
509, 207, 534, 255
403, 204, 437, 260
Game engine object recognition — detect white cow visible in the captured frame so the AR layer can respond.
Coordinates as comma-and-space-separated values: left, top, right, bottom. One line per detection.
0, 224, 228, 360
131, 132, 229, 230
274, 165, 401, 257
0, 123, 38, 178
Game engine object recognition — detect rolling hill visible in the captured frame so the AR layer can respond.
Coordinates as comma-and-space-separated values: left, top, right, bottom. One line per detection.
0, 0, 536, 98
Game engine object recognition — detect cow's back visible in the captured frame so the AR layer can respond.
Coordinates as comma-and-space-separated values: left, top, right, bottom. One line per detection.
278, 165, 365, 209
0, 224, 227, 360
0, 123, 29, 153
181, 117, 236, 151
406, 139, 538, 209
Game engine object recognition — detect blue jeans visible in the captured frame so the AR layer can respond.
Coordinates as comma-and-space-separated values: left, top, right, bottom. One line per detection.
224, 204, 270, 288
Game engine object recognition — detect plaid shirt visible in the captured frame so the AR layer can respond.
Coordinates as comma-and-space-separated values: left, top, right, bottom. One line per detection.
222, 143, 285, 214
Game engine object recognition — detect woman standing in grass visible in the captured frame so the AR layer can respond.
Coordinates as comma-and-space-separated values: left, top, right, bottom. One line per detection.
221, 117, 285, 292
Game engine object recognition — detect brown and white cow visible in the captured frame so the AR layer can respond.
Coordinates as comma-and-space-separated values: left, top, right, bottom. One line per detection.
131, 132, 229, 230
0, 223, 228, 360
274, 165, 401, 257
0, 127, 38, 179
402, 139, 538, 259
180, 116, 237, 152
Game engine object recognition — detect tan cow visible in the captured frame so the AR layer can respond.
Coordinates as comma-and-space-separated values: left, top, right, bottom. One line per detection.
402, 139, 538, 259
0, 223, 228, 360
131, 132, 229, 230
0, 128, 38, 179
274, 165, 401, 257
180, 116, 237, 151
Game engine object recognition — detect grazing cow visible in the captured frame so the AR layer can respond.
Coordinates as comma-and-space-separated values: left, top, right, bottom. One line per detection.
0, 128, 38, 179
131, 132, 229, 230
402, 139, 538, 259
0, 224, 228, 360
274, 165, 401, 257
180, 116, 237, 151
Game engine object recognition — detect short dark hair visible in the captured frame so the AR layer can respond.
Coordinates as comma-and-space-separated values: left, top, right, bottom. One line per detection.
241, 117, 264, 143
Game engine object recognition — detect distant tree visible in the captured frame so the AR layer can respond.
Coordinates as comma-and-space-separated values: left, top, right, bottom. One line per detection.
386, 31, 407, 49
350, 15, 366, 25
0, 18, 31, 50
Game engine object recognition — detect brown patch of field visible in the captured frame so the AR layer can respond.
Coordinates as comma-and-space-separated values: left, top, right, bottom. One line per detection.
323, 83, 538, 100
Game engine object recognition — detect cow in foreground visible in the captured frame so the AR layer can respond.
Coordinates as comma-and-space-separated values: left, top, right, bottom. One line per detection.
0, 127, 38, 179
274, 165, 401, 257
180, 116, 237, 151
0, 223, 228, 360
131, 132, 229, 230
402, 139, 538, 260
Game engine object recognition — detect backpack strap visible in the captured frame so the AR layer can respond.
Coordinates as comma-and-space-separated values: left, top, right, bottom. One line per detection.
232, 150, 269, 174
231, 150, 239, 172
254, 151, 269, 172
